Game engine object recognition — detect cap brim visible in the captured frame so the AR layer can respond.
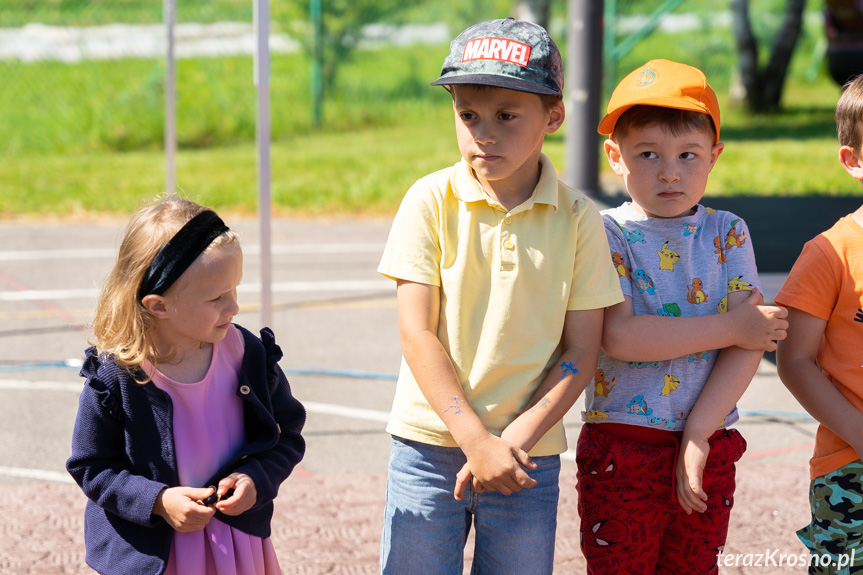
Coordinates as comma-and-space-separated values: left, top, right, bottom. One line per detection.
431, 73, 560, 96
597, 97, 719, 143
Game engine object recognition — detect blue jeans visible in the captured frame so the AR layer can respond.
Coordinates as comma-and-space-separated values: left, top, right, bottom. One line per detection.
380, 436, 560, 575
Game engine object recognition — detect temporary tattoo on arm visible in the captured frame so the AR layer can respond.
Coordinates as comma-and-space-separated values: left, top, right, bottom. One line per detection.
560, 361, 579, 379
442, 396, 464, 415
526, 395, 552, 413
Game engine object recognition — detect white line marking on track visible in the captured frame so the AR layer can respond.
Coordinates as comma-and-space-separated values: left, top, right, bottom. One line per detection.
0, 243, 382, 262
0, 383, 391, 482
0, 380, 392, 425
0, 288, 99, 302
303, 401, 390, 424
0, 280, 393, 301
0, 466, 75, 484
0, 379, 82, 392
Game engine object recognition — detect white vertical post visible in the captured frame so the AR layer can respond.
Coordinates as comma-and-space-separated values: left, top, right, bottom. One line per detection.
254, 0, 273, 328
164, 0, 177, 195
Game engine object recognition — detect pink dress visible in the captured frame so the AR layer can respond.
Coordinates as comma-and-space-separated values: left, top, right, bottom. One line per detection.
147, 325, 282, 575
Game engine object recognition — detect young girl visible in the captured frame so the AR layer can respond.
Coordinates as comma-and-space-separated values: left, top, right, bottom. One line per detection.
66, 196, 306, 575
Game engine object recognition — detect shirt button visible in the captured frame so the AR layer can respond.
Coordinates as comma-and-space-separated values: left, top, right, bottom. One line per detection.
504, 241, 515, 250
504, 217, 513, 225
239, 385, 251, 395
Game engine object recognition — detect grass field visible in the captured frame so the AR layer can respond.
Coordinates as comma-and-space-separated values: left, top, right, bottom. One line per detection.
2, 1, 860, 218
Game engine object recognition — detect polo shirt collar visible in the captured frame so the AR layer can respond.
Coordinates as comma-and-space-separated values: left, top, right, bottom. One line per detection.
451, 154, 559, 213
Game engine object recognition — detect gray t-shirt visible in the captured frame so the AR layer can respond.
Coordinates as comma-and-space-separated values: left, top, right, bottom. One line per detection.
582, 202, 760, 430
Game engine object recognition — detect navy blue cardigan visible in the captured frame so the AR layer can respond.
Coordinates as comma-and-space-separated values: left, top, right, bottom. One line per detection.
66, 325, 306, 575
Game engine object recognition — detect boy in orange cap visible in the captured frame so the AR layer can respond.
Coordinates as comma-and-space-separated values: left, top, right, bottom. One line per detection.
575, 59, 789, 573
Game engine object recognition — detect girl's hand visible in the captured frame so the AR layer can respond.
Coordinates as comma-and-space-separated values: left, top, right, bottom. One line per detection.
214, 473, 257, 516
153, 486, 216, 532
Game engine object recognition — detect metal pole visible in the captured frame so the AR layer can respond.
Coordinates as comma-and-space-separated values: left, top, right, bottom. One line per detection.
565, 0, 604, 196
310, 0, 323, 126
603, 0, 617, 103
164, 0, 176, 195
254, 0, 273, 328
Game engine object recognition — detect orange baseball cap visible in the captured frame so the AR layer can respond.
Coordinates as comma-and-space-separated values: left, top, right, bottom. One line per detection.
598, 59, 720, 143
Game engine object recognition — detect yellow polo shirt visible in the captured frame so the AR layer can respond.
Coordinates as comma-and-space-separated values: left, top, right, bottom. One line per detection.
378, 154, 623, 456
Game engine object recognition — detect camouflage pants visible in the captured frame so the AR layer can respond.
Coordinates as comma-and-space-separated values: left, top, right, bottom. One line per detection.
799, 460, 863, 574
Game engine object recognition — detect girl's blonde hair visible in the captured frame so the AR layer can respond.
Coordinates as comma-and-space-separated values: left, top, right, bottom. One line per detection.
92, 195, 240, 376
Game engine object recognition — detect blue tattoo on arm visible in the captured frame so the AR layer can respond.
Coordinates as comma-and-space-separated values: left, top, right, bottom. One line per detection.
560, 361, 579, 379
442, 396, 464, 415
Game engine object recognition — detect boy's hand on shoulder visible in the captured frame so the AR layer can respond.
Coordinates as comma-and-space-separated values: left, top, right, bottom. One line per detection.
728, 289, 788, 351
456, 435, 537, 499
152, 486, 216, 532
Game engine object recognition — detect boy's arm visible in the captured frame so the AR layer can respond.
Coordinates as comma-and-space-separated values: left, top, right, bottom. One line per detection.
454, 308, 602, 500
602, 289, 787, 362
500, 308, 603, 452
777, 307, 863, 455
675, 349, 760, 514
396, 280, 538, 496
675, 290, 763, 514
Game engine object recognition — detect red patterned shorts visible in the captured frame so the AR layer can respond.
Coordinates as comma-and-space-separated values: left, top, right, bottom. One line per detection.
576, 423, 747, 574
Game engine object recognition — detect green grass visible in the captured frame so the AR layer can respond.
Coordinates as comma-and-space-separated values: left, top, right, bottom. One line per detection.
0, 112, 462, 218
2, 1, 860, 219
1, 0, 252, 26
4, 95, 856, 221
0, 46, 445, 155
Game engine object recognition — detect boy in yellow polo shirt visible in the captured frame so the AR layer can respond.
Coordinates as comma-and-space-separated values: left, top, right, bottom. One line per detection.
377, 18, 623, 574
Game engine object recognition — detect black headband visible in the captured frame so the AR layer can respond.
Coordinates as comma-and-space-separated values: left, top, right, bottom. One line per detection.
137, 210, 229, 301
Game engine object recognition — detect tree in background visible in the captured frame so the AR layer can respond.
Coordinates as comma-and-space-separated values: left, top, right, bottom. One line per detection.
275, 0, 536, 124
731, 0, 806, 112
274, 0, 422, 102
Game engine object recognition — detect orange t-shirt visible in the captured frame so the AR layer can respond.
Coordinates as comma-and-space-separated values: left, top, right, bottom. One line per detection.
775, 214, 863, 479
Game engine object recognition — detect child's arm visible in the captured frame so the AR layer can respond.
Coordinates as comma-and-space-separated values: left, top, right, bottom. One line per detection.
453, 308, 602, 499
676, 349, 760, 513
67, 372, 222, 531
500, 308, 603, 451
777, 307, 863, 456
602, 288, 787, 362
66, 376, 179, 527
397, 279, 538, 496
674, 290, 763, 514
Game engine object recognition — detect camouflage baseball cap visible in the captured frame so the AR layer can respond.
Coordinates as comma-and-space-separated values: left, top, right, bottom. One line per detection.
431, 18, 563, 97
